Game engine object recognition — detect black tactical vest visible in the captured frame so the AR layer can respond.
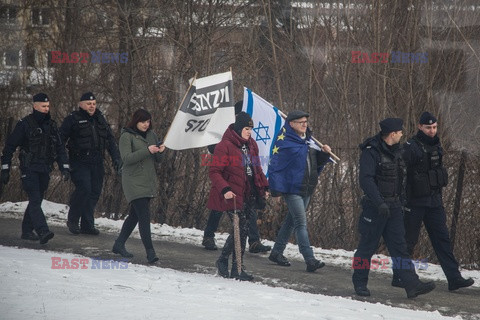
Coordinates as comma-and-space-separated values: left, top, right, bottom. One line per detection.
376, 148, 405, 202
408, 137, 448, 197
68, 112, 109, 157
20, 114, 57, 168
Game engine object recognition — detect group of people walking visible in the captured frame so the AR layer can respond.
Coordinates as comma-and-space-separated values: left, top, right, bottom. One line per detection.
0, 93, 474, 298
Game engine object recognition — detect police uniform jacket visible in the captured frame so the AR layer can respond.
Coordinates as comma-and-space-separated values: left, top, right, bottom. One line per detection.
59, 108, 120, 164
359, 133, 404, 209
404, 131, 446, 208
119, 127, 163, 203
1, 110, 69, 173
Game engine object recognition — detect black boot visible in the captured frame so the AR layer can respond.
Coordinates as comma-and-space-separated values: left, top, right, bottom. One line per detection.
268, 251, 291, 266
216, 256, 229, 278
354, 286, 371, 297
448, 277, 474, 291
112, 241, 134, 258
391, 275, 405, 288
21, 232, 39, 241
249, 241, 271, 253
202, 237, 218, 250
406, 280, 435, 298
306, 258, 325, 272
146, 248, 159, 264
39, 231, 54, 244
66, 221, 80, 235
230, 262, 254, 281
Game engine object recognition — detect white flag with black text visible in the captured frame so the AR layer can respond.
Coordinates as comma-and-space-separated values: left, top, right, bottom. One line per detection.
164, 71, 234, 150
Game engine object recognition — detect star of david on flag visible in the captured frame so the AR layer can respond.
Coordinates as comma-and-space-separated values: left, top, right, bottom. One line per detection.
242, 88, 285, 176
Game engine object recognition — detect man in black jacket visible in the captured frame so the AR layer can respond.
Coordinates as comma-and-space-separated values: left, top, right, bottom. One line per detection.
352, 118, 435, 298
60, 92, 121, 235
0, 93, 70, 244
391, 112, 474, 291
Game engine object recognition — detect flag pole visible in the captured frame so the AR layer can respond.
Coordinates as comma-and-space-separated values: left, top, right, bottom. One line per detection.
162, 72, 198, 144
277, 110, 341, 162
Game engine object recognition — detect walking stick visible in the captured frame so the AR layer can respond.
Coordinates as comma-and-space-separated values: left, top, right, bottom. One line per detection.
232, 195, 242, 275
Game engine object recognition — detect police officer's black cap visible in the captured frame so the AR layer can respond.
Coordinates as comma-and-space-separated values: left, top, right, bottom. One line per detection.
379, 118, 403, 134
419, 112, 437, 125
33, 93, 49, 102
80, 92, 96, 101
286, 110, 309, 122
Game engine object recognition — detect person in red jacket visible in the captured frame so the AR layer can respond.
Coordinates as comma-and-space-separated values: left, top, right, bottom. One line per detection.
208, 112, 269, 281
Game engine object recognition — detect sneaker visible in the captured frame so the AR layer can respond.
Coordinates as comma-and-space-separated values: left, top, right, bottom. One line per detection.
39, 231, 54, 244
249, 241, 272, 253
391, 276, 405, 288
21, 232, 39, 241
202, 237, 218, 250
268, 251, 291, 266
354, 286, 371, 297
406, 280, 435, 298
448, 277, 474, 291
306, 258, 325, 272
67, 221, 80, 235
216, 257, 229, 278
80, 228, 100, 235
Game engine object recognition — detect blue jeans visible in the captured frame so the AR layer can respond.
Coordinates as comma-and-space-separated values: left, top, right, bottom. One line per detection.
272, 194, 314, 261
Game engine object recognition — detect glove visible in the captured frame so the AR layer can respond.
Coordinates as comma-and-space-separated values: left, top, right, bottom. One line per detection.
378, 203, 390, 218
0, 169, 10, 185
61, 170, 70, 182
113, 159, 122, 174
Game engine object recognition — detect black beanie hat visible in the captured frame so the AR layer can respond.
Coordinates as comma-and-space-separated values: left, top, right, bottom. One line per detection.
419, 112, 437, 125
234, 111, 253, 136
33, 93, 49, 102
234, 100, 244, 115
80, 92, 96, 101
379, 118, 403, 134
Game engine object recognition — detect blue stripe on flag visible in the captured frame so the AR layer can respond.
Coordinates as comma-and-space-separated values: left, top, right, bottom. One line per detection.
246, 88, 254, 116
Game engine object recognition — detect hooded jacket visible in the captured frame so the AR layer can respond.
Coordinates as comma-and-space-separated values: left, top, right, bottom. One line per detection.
119, 127, 163, 203
207, 124, 268, 212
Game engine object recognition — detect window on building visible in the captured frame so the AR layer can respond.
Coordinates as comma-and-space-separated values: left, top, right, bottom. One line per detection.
5, 50, 20, 67
32, 8, 50, 26
0, 5, 18, 24
25, 48, 36, 68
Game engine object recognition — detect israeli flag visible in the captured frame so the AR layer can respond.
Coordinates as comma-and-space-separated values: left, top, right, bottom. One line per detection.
242, 88, 285, 177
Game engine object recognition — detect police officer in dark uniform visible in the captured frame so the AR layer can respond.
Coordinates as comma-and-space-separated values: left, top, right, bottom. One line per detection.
0, 93, 70, 244
352, 118, 435, 298
60, 92, 121, 235
391, 112, 474, 291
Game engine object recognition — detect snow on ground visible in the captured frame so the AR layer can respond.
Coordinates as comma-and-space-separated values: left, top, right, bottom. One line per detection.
0, 246, 459, 320
1, 200, 479, 286
0, 200, 478, 319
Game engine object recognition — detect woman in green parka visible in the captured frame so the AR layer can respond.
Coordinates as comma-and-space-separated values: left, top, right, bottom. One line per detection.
112, 109, 165, 263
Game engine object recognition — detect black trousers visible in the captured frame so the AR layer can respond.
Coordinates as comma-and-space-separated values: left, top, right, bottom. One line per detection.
403, 205, 461, 281
21, 170, 50, 235
68, 161, 104, 230
204, 205, 260, 245
352, 200, 419, 290
220, 204, 251, 266
116, 198, 154, 250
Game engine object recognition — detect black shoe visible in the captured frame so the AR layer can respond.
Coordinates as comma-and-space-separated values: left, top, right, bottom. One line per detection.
391, 276, 405, 288
202, 237, 218, 250
354, 286, 371, 297
249, 241, 272, 253
406, 281, 436, 298
306, 258, 325, 272
146, 248, 159, 264
67, 221, 80, 235
21, 232, 39, 241
448, 277, 474, 291
112, 242, 134, 258
216, 257, 229, 278
231, 268, 254, 281
268, 252, 291, 266
80, 228, 100, 235
39, 231, 54, 244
